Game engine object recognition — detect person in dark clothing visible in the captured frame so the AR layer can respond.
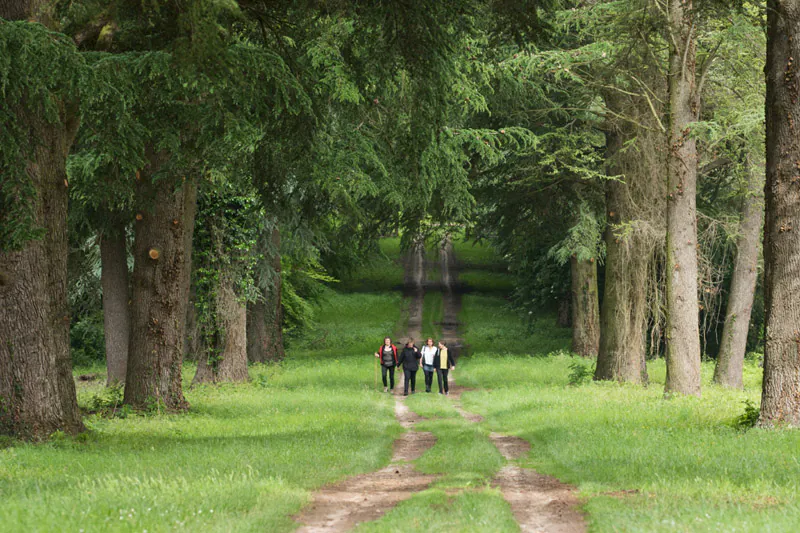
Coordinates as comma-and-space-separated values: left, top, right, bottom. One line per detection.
374, 336, 398, 392
419, 337, 439, 393
397, 340, 422, 396
434, 340, 455, 395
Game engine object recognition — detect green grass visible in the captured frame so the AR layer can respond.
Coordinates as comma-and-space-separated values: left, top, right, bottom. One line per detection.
337, 237, 404, 292
455, 352, 800, 532
422, 292, 444, 340
458, 270, 515, 294
1, 290, 403, 533
459, 294, 570, 356
450, 239, 504, 270
354, 489, 519, 532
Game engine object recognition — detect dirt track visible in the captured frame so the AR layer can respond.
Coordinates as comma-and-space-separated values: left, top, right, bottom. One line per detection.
294, 239, 586, 532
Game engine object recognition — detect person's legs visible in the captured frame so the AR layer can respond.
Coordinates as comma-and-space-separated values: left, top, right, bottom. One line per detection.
441, 369, 449, 394
410, 370, 417, 393
388, 366, 395, 390
403, 370, 411, 395
423, 366, 433, 392
381, 365, 388, 390
437, 369, 444, 394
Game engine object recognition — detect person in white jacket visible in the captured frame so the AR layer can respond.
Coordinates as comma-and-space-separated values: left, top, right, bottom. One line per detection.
420, 338, 438, 393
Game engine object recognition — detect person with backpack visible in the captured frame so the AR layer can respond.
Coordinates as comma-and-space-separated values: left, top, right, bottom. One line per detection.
420, 338, 438, 393
434, 340, 455, 395
374, 336, 398, 392
397, 339, 422, 396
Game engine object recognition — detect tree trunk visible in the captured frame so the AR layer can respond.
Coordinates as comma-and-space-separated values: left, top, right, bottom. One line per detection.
184, 283, 202, 361
664, 0, 702, 396
123, 153, 197, 410
556, 297, 571, 328
759, 1, 800, 427
0, 0, 50, 22
246, 227, 284, 363
100, 227, 130, 385
193, 274, 249, 384
0, 107, 83, 439
570, 256, 599, 357
595, 130, 651, 384
714, 163, 764, 389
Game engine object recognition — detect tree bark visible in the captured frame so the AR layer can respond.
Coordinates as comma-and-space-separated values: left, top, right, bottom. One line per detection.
193, 274, 249, 384
246, 227, 284, 363
714, 163, 764, 389
759, 0, 800, 427
0, 0, 50, 22
184, 283, 202, 361
570, 256, 599, 357
100, 227, 130, 385
123, 153, 197, 410
664, 0, 702, 396
595, 130, 651, 384
556, 297, 571, 328
0, 107, 83, 439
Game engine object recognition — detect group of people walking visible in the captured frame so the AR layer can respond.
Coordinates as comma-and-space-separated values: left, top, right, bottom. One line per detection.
374, 337, 455, 395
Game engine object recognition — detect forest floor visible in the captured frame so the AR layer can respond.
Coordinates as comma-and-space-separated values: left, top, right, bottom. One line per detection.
2, 238, 800, 532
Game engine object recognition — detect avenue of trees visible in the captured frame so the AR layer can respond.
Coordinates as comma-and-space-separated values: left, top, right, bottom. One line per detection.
1, 0, 799, 439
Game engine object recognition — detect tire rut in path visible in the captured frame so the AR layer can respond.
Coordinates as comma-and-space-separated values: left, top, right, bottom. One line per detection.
293, 398, 437, 532
293, 243, 434, 532
441, 242, 586, 533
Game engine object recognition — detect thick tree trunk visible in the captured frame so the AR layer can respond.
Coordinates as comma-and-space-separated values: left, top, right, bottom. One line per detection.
0, 0, 49, 22
664, 0, 702, 396
123, 154, 197, 410
100, 227, 130, 385
0, 108, 82, 439
570, 256, 599, 357
714, 164, 764, 389
759, 1, 800, 427
595, 131, 650, 384
246, 227, 284, 363
193, 274, 249, 384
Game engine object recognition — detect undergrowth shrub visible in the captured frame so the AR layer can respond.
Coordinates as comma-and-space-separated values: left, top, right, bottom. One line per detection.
733, 399, 760, 430
567, 357, 595, 386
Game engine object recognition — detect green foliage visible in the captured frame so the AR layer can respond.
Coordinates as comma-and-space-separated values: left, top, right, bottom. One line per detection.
192, 182, 262, 362
567, 357, 596, 385
0, 21, 85, 249
70, 312, 105, 367
733, 399, 760, 431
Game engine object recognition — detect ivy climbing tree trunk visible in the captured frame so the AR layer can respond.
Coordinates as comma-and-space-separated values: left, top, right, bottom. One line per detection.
193, 274, 249, 384
665, 0, 702, 396
570, 256, 599, 357
123, 152, 197, 410
714, 162, 764, 389
100, 226, 130, 385
595, 129, 654, 384
759, 0, 800, 427
0, 3, 82, 439
246, 227, 284, 363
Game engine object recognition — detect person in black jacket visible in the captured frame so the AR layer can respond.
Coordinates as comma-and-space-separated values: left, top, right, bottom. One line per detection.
434, 340, 455, 395
374, 337, 398, 392
397, 340, 422, 396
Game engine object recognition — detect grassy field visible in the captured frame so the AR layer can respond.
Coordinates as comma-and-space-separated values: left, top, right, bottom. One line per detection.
447, 237, 800, 532
1, 288, 404, 533
3, 236, 797, 532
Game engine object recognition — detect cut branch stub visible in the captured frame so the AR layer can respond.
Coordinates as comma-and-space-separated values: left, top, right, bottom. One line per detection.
148, 248, 161, 260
